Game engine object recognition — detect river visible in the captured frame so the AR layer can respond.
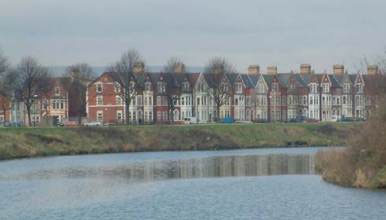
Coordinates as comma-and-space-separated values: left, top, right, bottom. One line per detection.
0, 147, 385, 220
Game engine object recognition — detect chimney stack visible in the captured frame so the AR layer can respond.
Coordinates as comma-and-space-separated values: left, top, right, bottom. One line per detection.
333, 64, 345, 75
248, 65, 260, 75
267, 65, 277, 75
300, 64, 311, 75
133, 62, 145, 74
174, 63, 185, 74
367, 65, 379, 75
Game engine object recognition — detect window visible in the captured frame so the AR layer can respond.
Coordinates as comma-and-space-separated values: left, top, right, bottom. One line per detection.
137, 96, 142, 106
181, 97, 185, 105
182, 82, 190, 91
55, 87, 60, 96
96, 96, 103, 105
145, 82, 152, 91
272, 83, 279, 92
60, 100, 64, 109
129, 81, 136, 91
96, 83, 103, 93
116, 96, 122, 105
356, 84, 363, 93
117, 111, 123, 122
114, 82, 121, 93
157, 82, 166, 93
149, 97, 152, 105
344, 84, 350, 93
97, 111, 103, 122
323, 84, 329, 93
236, 83, 242, 93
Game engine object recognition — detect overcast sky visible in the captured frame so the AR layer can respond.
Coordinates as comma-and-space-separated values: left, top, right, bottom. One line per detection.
1, 0, 386, 73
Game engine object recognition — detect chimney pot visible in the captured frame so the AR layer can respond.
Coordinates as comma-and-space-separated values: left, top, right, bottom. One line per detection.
367, 65, 379, 75
267, 65, 277, 75
300, 64, 311, 75
333, 64, 345, 75
248, 65, 260, 75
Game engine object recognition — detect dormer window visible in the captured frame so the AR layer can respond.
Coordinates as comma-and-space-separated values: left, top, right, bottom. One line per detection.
322, 84, 329, 93
272, 83, 279, 92
356, 84, 363, 93
344, 84, 350, 93
96, 83, 103, 93
221, 83, 229, 92
310, 83, 318, 93
157, 82, 166, 93
114, 82, 121, 93
182, 82, 190, 91
145, 82, 152, 91
235, 82, 242, 93
128, 81, 136, 92
55, 87, 60, 96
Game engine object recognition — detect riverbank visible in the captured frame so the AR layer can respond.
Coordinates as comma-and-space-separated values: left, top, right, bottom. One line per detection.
0, 123, 355, 160
315, 103, 386, 189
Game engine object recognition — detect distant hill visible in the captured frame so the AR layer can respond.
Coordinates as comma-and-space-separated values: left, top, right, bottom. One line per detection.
47, 65, 204, 76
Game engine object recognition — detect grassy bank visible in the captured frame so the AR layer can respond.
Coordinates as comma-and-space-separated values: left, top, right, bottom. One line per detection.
0, 123, 355, 161
315, 102, 386, 189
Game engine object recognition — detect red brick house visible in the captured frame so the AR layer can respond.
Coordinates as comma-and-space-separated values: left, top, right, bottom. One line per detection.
87, 72, 124, 124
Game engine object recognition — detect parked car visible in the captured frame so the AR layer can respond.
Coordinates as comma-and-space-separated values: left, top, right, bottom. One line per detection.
340, 116, 354, 122
184, 117, 197, 124
223, 117, 234, 124
83, 121, 102, 127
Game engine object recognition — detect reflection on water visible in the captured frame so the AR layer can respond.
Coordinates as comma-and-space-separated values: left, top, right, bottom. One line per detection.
5, 154, 315, 182
1, 148, 386, 220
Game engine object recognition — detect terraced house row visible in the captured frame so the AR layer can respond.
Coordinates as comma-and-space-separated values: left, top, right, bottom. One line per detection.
86, 64, 382, 124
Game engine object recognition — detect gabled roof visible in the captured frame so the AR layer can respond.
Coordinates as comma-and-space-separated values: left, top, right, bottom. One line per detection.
262, 74, 273, 86
247, 74, 259, 87
276, 73, 292, 87
329, 75, 341, 88
240, 74, 255, 88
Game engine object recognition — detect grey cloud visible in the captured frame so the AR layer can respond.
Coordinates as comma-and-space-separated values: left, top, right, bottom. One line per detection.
0, 0, 386, 72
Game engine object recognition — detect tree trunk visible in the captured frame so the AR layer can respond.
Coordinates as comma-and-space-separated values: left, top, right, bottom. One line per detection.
125, 95, 130, 125
26, 103, 32, 127
77, 113, 82, 125
170, 108, 174, 124
216, 104, 220, 122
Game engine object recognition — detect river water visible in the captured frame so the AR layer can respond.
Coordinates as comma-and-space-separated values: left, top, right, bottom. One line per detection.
0, 147, 385, 220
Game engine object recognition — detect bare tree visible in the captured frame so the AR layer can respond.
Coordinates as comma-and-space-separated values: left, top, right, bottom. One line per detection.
63, 63, 95, 125
0, 50, 7, 76
11, 57, 52, 127
164, 57, 186, 73
204, 57, 235, 122
0, 51, 11, 122
110, 49, 144, 125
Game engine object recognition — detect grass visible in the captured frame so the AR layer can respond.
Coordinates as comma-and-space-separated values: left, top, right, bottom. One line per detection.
0, 122, 357, 160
